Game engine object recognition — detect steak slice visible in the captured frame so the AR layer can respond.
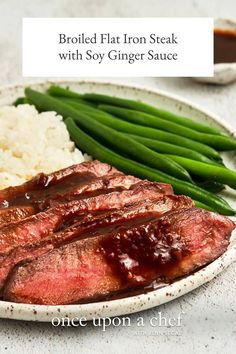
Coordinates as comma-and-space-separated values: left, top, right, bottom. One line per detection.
0, 160, 121, 205
0, 161, 122, 224
0, 206, 35, 228
0, 195, 193, 292
0, 173, 138, 226
0, 181, 171, 256
3, 208, 234, 305
0, 160, 172, 225
35, 173, 140, 209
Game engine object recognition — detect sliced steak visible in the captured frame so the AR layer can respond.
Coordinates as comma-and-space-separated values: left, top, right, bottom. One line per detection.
0, 206, 35, 228
0, 180, 171, 257
0, 173, 139, 226
35, 173, 140, 209
0, 195, 193, 292
3, 208, 234, 305
0, 160, 121, 205
0, 160, 172, 225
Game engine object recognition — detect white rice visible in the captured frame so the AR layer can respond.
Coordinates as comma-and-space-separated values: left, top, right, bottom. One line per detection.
0, 104, 87, 189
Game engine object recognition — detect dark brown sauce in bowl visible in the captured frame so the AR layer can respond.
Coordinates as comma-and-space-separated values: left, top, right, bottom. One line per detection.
214, 28, 236, 64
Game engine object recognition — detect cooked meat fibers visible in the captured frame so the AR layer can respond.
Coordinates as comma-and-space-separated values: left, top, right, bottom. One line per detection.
0, 195, 193, 292
37, 173, 140, 209
0, 161, 122, 223
0, 162, 172, 225
4, 208, 234, 305
0, 206, 35, 228
0, 180, 171, 256
0, 160, 121, 205
0, 173, 137, 226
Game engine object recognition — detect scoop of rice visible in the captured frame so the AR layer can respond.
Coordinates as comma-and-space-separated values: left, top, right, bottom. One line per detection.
0, 104, 86, 189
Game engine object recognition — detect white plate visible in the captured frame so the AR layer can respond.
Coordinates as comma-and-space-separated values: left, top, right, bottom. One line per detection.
0, 79, 236, 322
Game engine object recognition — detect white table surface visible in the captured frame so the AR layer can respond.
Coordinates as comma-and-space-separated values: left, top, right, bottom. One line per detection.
0, 0, 236, 353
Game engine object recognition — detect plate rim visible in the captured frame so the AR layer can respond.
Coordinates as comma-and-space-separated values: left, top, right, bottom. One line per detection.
0, 78, 235, 322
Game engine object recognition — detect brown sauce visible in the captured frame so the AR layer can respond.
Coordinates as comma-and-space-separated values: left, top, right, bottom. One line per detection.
100, 217, 188, 286
63, 213, 158, 245
214, 28, 236, 63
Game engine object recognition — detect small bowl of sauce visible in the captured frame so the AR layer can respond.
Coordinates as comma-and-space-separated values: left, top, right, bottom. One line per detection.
214, 27, 236, 64
195, 18, 236, 85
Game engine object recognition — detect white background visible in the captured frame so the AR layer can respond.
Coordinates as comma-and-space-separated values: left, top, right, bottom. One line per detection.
22, 18, 213, 77
0, 0, 236, 353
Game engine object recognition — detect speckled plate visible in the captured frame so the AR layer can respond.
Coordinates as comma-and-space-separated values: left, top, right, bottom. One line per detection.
0, 80, 236, 322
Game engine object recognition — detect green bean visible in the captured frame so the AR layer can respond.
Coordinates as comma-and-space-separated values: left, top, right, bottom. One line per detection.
59, 98, 217, 163
194, 180, 225, 193
26, 88, 221, 161
24, 88, 192, 181
58, 97, 97, 109
48, 85, 82, 99
124, 134, 219, 165
81, 92, 225, 136
99, 105, 236, 151
14, 97, 31, 106
165, 154, 236, 189
194, 201, 214, 211
65, 117, 235, 215
48, 88, 96, 107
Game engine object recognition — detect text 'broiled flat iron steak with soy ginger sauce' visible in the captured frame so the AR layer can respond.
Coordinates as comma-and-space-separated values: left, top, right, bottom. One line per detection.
3, 208, 234, 305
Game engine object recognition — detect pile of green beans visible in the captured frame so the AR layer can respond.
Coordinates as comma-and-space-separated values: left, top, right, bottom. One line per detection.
23, 89, 220, 161
54, 99, 222, 160
54, 98, 224, 167
98, 105, 236, 150
125, 134, 220, 165
64, 117, 234, 215
24, 89, 191, 181
48, 86, 228, 137
81, 92, 226, 136
23, 87, 236, 215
